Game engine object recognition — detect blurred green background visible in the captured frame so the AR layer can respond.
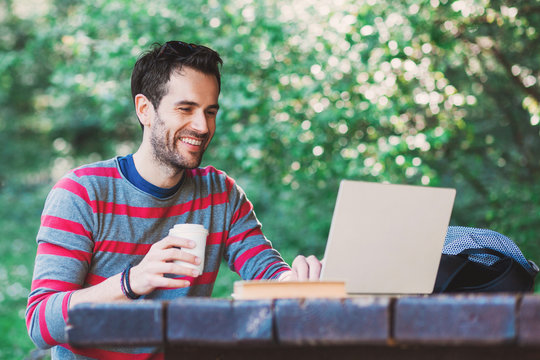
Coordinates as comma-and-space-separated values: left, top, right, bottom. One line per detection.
1, 0, 539, 358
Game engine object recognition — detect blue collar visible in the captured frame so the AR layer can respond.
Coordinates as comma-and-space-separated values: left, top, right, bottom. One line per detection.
118, 154, 184, 198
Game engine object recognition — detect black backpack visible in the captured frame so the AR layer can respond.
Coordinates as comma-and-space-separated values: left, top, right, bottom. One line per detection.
433, 227, 538, 293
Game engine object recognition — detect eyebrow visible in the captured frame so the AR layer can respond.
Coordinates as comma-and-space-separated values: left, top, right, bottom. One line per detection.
174, 100, 220, 110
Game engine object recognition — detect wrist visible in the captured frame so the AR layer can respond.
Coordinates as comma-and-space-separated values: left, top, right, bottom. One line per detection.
121, 264, 141, 300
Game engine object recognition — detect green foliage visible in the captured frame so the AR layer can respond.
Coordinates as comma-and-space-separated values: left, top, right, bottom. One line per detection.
0, 182, 48, 359
1, 0, 540, 357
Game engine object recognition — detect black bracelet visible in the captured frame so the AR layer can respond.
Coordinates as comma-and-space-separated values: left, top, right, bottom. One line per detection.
120, 266, 128, 298
121, 264, 140, 300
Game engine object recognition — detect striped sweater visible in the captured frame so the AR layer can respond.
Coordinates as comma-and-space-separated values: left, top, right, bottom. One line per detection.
26, 157, 290, 359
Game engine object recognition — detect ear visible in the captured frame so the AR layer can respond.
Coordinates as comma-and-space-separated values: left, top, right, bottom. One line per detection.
135, 94, 155, 128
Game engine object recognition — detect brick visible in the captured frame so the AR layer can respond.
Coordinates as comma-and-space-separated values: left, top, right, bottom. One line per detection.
518, 295, 540, 345
165, 345, 540, 360
167, 298, 273, 345
274, 297, 390, 345
67, 301, 164, 347
395, 294, 517, 345
233, 299, 274, 343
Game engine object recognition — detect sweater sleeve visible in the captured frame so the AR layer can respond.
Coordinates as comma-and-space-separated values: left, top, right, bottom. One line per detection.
26, 173, 95, 349
223, 177, 290, 280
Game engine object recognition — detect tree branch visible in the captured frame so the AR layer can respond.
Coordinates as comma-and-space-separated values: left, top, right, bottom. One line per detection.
490, 45, 540, 104
519, 5, 540, 15
479, 51, 539, 176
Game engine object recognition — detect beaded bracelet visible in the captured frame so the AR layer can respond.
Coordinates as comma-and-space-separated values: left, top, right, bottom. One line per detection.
121, 264, 140, 300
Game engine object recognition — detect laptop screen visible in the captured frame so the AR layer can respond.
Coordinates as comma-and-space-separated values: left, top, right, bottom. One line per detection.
320, 180, 455, 295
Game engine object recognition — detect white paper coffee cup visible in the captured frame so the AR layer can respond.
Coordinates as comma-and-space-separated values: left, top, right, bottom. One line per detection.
168, 224, 208, 274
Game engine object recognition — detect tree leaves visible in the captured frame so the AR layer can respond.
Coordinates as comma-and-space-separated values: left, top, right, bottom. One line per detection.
2, 0, 539, 270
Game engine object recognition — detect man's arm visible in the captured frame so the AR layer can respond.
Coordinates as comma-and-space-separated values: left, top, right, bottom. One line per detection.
221, 172, 322, 281
26, 175, 97, 349
222, 174, 291, 280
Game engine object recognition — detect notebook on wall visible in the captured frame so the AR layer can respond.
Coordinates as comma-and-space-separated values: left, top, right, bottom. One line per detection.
320, 180, 456, 295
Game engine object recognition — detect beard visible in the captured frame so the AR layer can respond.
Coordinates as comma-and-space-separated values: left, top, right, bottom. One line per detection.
149, 113, 209, 172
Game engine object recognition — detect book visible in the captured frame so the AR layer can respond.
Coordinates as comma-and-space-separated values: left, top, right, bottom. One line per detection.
232, 280, 347, 300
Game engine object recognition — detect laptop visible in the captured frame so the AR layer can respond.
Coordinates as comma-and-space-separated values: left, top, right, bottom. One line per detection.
320, 180, 456, 295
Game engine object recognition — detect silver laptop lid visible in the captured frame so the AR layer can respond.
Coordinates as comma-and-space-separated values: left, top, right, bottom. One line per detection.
320, 180, 456, 295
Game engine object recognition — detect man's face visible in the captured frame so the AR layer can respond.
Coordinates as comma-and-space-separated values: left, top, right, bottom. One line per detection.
149, 67, 219, 171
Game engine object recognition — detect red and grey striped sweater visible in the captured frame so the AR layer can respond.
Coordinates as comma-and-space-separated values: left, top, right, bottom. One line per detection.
26, 157, 290, 359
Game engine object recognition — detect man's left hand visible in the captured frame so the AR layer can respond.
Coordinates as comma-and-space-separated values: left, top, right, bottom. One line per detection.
279, 255, 322, 281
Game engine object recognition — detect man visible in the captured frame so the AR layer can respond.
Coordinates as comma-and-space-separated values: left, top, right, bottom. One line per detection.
26, 41, 321, 359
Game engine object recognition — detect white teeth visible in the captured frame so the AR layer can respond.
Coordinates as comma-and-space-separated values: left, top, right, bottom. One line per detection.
181, 137, 202, 146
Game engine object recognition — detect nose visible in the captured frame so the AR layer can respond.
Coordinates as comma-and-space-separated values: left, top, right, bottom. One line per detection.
190, 110, 209, 134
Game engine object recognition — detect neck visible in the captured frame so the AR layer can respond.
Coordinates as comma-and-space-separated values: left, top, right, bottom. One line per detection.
132, 144, 184, 189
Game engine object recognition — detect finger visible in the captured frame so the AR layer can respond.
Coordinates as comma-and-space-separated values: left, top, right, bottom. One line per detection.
306, 255, 322, 280
291, 255, 309, 281
146, 274, 192, 289
149, 261, 201, 277
168, 236, 198, 249
156, 236, 197, 250
160, 248, 201, 265
130, 265, 192, 294
290, 268, 299, 281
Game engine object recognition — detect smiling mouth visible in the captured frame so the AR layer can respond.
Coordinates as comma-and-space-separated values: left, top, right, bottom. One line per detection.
180, 137, 203, 146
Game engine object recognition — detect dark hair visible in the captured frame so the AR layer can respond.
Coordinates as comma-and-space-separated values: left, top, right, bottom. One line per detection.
130, 41, 223, 129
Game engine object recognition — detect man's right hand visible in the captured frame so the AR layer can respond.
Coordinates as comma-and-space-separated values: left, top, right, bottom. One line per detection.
129, 235, 202, 296
68, 235, 201, 309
